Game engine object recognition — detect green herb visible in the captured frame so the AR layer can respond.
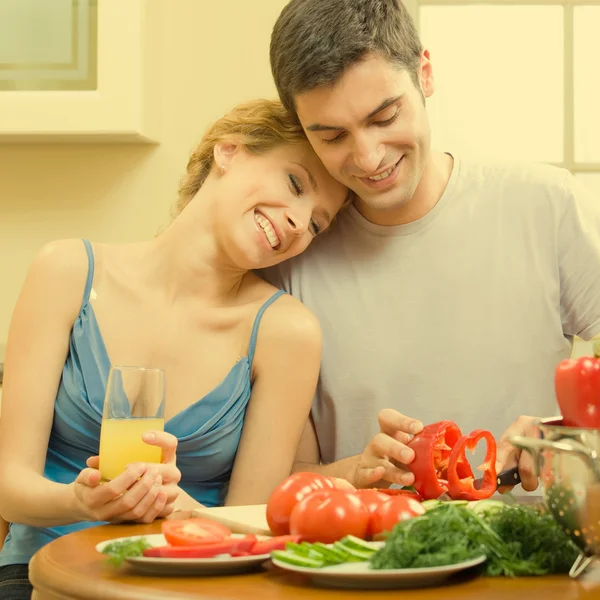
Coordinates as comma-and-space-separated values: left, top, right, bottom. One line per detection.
369, 503, 579, 576
101, 537, 152, 567
485, 504, 579, 575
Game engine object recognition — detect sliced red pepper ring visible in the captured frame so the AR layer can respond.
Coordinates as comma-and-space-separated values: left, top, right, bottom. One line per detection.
407, 420, 466, 500
447, 429, 497, 501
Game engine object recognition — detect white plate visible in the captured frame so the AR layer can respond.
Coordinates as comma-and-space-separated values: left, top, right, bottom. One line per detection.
271, 552, 488, 590
96, 533, 271, 576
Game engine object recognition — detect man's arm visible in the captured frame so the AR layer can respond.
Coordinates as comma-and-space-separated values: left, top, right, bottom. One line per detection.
292, 417, 362, 479
293, 410, 423, 488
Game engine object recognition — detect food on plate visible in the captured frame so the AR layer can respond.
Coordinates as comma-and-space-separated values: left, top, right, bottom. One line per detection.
369, 502, 579, 576
143, 536, 255, 559
289, 489, 370, 543
554, 345, 600, 428
162, 518, 231, 546
407, 420, 498, 501
272, 534, 380, 568
265, 473, 426, 542
100, 537, 152, 567
354, 489, 391, 537
266, 472, 335, 535
99, 518, 301, 566
369, 495, 426, 538
376, 488, 422, 501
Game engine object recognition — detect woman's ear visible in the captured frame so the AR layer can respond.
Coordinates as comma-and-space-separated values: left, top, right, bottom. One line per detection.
213, 141, 240, 172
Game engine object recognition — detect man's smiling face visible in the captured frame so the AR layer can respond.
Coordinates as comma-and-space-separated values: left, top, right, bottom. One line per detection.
295, 52, 435, 218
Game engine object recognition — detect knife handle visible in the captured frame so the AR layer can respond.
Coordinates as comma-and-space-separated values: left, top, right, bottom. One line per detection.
496, 466, 521, 488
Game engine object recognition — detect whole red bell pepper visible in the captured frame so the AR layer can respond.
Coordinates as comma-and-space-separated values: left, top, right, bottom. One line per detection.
407, 420, 472, 500
555, 345, 600, 429
447, 429, 497, 501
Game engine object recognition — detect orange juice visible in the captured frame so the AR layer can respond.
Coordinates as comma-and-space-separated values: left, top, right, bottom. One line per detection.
98, 417, 164, 481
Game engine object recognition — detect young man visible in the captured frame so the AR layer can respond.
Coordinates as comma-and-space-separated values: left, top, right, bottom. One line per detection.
264, 0, 600, 493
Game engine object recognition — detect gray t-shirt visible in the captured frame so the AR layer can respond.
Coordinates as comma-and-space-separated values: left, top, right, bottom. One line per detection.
262, 156, 600, 463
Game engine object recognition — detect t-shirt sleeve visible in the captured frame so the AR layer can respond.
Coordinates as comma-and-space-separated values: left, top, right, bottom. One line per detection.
558, 172, 600, 340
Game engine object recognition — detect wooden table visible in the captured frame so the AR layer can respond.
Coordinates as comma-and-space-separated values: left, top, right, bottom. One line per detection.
29, 521, 600, 600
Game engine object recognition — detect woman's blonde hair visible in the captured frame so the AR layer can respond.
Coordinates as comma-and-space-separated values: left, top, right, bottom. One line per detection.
174, 99, 310, 216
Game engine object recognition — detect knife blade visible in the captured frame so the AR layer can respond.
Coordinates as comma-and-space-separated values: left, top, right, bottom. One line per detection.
436, 466, 522, 501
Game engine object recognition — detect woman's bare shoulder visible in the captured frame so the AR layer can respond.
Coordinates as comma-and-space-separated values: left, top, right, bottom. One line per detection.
26, 238, 92, 311
255, 285, 322, 348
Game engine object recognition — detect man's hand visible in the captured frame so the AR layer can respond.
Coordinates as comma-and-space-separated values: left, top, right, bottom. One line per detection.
348, 409, 423, 488
495, 415, 540, 493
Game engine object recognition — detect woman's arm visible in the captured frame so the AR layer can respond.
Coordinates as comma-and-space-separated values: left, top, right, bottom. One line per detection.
0, 241, 88, 525
0, 241, 165, 526
224, 296, 322, 505
0, 515, 8, 550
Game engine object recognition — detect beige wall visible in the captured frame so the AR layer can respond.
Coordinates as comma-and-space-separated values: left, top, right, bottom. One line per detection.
0, 0, 287, 348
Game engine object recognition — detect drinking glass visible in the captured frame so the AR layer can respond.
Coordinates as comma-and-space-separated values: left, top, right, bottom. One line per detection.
98, 366, 166, 481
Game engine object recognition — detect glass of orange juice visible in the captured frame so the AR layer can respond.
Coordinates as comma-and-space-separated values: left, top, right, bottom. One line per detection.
98, 366, 166, 481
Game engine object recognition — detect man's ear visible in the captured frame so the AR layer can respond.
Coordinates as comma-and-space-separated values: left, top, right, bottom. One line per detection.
419, 49, 435, 99
213, 141, 241, 171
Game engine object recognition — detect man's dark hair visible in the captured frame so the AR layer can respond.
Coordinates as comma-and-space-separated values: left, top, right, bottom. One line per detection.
270, 0, 423, 117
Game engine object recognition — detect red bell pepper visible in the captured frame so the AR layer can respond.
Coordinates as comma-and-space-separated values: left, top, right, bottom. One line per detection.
555, 345, 600, 429
249, 535, 302, 555
407, 420, 472, 500
447, 429, 497, 501
143, 539, 238, 558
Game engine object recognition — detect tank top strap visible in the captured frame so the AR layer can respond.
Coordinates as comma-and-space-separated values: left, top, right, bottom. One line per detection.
80, 239, 96, 310
247, 290, 286, 366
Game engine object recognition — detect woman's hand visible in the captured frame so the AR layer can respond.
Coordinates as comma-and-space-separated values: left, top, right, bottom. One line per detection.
77, 430, 181, 523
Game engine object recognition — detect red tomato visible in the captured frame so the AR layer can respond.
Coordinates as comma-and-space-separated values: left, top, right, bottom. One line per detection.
370, 495, 426, 537
327, 477, 357, 491
161, 518, 231, 547
377, 489, 422, 502
289, 489, 370, 543
355, 489, 391, 537
266, 472, 335, 535
250, 534, 302, 555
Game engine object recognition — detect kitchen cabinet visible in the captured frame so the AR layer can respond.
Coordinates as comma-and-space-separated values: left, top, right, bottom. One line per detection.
0, 0, 162, 143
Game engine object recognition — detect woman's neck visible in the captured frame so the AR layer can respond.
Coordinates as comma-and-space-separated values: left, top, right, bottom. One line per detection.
136, 203, 248, 305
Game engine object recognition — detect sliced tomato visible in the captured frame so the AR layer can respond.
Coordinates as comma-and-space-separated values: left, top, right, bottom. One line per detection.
143, 540, 237, 559
161, 518, 231, 547
250, 534, 302, 555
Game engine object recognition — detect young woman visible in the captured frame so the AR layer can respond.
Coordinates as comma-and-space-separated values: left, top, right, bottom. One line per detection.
0, 99, 348, 598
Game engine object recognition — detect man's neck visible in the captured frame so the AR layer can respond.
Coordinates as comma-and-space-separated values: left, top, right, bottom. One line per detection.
355, 151, 454, 226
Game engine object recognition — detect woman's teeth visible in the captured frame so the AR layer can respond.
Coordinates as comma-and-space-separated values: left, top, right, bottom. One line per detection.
368, 165, 395, 181
255, 213, 280, 248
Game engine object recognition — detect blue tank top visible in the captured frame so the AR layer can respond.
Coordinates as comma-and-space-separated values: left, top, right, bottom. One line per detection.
0, 239, 285, 565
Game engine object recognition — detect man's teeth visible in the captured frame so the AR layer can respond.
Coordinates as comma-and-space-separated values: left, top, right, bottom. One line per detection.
255, 213, 280, 248
368, 165, 395, 181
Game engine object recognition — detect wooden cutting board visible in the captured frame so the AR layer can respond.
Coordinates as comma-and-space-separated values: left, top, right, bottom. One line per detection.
191, 504, 272, 536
